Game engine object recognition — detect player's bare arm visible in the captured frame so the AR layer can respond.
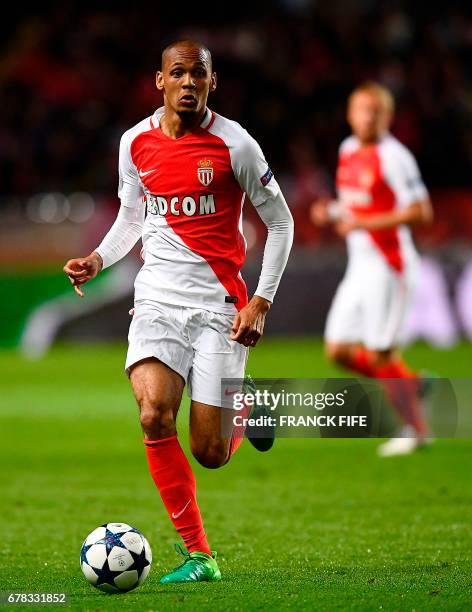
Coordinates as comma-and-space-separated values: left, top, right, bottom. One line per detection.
63, 251, 103, 297
335, 198, 433, 236
310, 198, 341, 227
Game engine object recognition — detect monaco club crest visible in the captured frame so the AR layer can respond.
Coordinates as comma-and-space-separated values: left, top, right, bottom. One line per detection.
198, 159, 214, 186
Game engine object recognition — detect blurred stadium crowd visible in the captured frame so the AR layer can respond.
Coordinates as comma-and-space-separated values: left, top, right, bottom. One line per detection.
0, 1, 471, 348
0, 0, 471, 249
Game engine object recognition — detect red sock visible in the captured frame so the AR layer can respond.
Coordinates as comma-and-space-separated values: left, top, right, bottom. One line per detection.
144, 435, 211, 555
347, 347, 375, 377
389, 360, 418, 379
374, 361, 427, 436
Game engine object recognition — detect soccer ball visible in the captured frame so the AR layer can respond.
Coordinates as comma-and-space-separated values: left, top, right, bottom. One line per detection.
80, 523, 152, 593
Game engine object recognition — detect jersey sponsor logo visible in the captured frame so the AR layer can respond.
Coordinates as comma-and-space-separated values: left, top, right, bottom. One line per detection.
197, 158, 214, 186
338, 187, 372, 207
146, 194, 216, 217
138, 168, 157, 178
260, 167, 273, 186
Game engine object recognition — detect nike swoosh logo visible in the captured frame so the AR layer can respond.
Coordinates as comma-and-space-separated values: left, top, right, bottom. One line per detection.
138, 168, 157, 177
225, 389, 238, 396
171, 499, 191, 519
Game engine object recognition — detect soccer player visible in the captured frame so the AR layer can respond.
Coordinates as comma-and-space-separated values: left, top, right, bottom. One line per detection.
64, 40, 294, 582
311, 82, 433, 457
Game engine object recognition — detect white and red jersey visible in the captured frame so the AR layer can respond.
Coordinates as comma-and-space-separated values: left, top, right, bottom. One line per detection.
118, 107, 280, 314
336, 133, 428, 273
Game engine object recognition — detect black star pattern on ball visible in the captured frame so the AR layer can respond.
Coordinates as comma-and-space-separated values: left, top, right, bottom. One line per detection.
92, 528, 129, 554
80, 544, 91, 565
93, 557, 124, 587
129, 546, 151, 574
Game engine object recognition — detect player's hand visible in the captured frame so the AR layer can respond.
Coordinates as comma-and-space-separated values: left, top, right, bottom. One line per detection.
310, 199, 330, 227
335, 218, 359, 237
231, 296, 271, 347
63, 252, 103, 297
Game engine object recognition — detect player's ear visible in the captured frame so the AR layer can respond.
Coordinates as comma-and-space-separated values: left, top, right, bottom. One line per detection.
209, 71, 217, 93
156, 71, 164, 91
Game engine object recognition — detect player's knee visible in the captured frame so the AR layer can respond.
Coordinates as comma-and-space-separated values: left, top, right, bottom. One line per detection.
325, 343, 345, 365
369, 349, 394, 367
191, 440, 227, 469
139, 402, 175, 437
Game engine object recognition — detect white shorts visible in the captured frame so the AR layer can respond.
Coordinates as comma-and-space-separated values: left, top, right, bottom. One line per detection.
325, 256, 418, 350
125, 299, 248, 408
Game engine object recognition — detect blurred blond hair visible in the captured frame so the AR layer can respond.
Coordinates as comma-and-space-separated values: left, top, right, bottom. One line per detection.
348, 81, 395, 114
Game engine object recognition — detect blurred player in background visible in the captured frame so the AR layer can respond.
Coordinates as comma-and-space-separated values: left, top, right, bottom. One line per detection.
311, 82, 433, 457
64, 40, 293, 582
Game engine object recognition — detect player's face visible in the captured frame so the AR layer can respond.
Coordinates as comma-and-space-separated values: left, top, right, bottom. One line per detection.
156, 46, 216, 118
347, 92, 392, 143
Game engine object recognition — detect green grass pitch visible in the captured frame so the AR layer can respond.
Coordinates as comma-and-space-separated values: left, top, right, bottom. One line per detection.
0, 339, 471, 611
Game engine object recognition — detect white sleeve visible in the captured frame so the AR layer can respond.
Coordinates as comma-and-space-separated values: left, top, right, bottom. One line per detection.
253, 191, 294, 302
94, 204, 144, 269
231, 131, 281, 206
383, 144, 429, 208
117, 131, 144, 208
94, 132, 145, 269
